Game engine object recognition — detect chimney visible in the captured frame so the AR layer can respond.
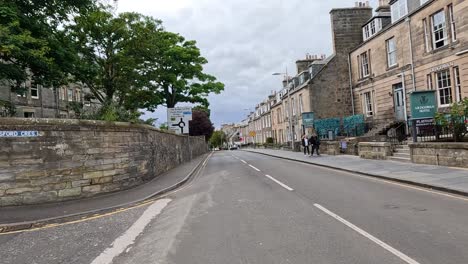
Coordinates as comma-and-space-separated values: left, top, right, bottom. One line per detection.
330, 4, 373, 55
376, 0, 390, 13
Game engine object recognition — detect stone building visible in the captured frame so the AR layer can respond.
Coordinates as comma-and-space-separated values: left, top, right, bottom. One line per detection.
0, 80, 99, 119
350, 0, 468, 133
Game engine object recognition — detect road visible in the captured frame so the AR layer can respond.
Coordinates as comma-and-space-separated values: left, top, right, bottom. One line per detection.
1, 151, 468, 264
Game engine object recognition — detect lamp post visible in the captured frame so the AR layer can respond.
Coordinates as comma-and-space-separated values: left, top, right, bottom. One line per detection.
273, 68, 294, 151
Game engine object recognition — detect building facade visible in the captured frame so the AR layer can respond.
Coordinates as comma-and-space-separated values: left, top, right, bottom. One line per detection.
0, 80, 98, 119
351, 0, 468, 132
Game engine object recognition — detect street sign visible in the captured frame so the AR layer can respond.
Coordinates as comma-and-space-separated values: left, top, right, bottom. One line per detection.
302, 112, 315, 128
167, 107, 192, 135
410, 90, 437, 120
249, 131, 256, 137
0, 131, 39, 137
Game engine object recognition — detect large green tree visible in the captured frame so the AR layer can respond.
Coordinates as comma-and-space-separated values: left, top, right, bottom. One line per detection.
0, 0, 97, 92
68, 8, 164, 111
143, 31, 225, 109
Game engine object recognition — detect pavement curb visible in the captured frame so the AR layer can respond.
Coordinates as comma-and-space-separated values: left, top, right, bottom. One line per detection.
0, 152, 212, 234
244, 150, 468, 198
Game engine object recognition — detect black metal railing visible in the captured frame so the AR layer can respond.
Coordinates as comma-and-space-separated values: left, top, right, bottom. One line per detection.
386, 122, 408, 145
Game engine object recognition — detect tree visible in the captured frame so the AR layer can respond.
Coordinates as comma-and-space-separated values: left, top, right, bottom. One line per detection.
68, 7, 166, 112
0, 0, 97, 92
143, 31, 225, 109
209, 131, 227, 148
435, 98, 468, 142
189, 110, 214, 140
193, 105, 211, 118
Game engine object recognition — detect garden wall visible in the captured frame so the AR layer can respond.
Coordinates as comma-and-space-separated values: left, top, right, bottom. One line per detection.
0, 118, 208, 206
409, 142, 468, 168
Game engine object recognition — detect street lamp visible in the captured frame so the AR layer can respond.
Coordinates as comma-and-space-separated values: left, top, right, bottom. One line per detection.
273, 68, 295, 151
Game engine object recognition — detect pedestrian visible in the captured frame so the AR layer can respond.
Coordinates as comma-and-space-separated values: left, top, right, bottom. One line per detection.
310, 133, 321, 156
301, 134, 310, 156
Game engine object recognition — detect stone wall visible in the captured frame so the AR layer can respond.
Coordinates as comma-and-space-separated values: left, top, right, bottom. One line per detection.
358, 142, 393, 160
409, 143, 468, 168
0, 118, 208, 206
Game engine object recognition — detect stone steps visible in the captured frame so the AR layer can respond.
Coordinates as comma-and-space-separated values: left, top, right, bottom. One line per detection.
391, 144, 411, 163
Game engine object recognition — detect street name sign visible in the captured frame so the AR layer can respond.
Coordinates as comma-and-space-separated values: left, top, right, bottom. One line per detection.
0, 131, 40, 138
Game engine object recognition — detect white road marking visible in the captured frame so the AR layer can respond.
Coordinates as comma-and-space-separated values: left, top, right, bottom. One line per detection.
248, 165, 261, 172
314, 203, 421, 264
240, 160, 247, 164
90, 199, 172, 264
265, 175, 294, 191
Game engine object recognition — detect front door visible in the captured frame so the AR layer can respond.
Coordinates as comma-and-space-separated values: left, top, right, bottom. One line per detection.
393, 84, 405, 121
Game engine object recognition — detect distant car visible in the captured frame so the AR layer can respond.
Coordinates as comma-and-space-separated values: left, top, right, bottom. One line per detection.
213, 147, 220, 151
229, 146, 238, 150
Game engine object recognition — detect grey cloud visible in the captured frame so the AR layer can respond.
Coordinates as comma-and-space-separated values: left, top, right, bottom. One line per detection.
120, 0, 378, 127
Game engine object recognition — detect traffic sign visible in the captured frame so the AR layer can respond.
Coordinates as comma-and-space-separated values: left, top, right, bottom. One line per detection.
168, 107, 192, 134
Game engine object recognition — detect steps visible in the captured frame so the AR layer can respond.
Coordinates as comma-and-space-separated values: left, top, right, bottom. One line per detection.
390, 145, 411, 163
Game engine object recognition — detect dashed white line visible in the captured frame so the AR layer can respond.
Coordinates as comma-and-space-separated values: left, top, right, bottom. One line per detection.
248, 165, 261, 172
240, 160, 248, 164
265, 175, 294, 191
90, 199, 171, 264
314, 203, 420, 264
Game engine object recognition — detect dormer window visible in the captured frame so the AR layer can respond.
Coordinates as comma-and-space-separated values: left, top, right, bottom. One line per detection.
362, 19, 382, 41
390, 0, 408, 23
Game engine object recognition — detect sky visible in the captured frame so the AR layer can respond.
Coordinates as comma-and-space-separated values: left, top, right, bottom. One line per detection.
118, 0, 378, 128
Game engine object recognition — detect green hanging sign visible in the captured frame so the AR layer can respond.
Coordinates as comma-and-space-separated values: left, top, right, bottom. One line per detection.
302, 112, 315, 128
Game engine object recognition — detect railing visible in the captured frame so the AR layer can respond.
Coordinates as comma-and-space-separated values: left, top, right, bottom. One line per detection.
386, 122, 407, 145
340, 122, 370, 137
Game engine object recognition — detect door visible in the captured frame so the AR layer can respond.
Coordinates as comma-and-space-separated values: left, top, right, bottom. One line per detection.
393, 84, 405, 121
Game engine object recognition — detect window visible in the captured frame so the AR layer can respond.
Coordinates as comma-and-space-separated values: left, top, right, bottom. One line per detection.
363, 25, 370, 40
364, 92, 373, 116
30, 85, 39, 99
454, 67, 462, 102
291, 98, 296, 116
386, 38, 397, 67
448, 4, 456, 42
427, 74, 434, 90
391, 0, 408, 23
59, 87, 66, 100
370, 20, 376, 35
420, 0, 429, 5
360, 52, 370, 78
432, 10, 447, 49
75, 89, 81, 102
67, 88, 74, 102
423, 19, 431, 52
436, 70, 452, 106
16, 83, 26, 97
299, 94, 304, 114
24, 112, 35, 118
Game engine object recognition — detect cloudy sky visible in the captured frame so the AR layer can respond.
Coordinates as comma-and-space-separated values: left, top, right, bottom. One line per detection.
118, 0, 378, 128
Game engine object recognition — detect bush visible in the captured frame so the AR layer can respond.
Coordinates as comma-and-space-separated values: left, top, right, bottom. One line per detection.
266, 137, 274, 144
435, 98, 468, 142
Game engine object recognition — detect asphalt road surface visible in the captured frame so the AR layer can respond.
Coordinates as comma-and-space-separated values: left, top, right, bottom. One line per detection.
1, 151, 468, 264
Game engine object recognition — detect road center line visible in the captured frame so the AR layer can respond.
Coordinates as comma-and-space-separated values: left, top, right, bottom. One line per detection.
240, 159, 247, 164
265, 175, 294, 191
314, 203, 420, 264
90, 199, 172, 264
248, 164, 261, 172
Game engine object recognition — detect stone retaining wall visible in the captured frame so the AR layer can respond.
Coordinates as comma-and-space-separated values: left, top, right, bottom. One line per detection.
358, 142, 393, 160
0, 118, 208, 206
409, 142, 468, 168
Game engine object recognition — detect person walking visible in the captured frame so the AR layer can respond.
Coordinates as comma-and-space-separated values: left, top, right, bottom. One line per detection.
310, 133, 321, 156
301, 134, 310, 156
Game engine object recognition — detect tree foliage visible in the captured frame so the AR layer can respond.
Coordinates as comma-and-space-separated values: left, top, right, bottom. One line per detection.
189, 110, 214, 140
435, 98, 468, 142
209, 131, 226, 148
0, 0, 97, 91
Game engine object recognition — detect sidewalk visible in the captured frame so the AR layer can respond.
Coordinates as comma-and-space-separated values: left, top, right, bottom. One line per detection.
245, 149, 468, 196
0, 154, 207, 226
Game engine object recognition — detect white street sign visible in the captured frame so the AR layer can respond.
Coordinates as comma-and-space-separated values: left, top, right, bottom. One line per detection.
167, 107, 192, 134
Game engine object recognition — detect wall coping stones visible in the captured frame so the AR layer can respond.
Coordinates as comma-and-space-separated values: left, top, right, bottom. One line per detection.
409, 142, 468, 150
